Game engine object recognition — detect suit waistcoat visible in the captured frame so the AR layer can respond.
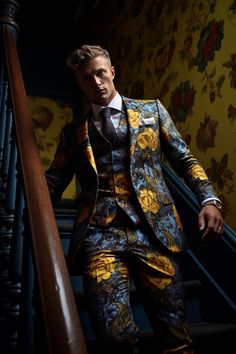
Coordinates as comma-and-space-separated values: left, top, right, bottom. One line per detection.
89, 111, 142, 226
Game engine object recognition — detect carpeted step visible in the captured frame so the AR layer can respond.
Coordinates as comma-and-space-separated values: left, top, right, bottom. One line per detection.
190, 322, 236, 354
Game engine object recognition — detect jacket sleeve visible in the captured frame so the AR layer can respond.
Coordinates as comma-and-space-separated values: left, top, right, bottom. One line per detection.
45, 122, 76, 203
156, 99, 219, 205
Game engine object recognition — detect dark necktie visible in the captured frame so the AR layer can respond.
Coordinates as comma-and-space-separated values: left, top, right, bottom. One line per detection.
100, 107, 117, 142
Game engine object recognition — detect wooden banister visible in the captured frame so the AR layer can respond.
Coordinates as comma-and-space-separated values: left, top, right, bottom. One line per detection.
2, 20, 88, 354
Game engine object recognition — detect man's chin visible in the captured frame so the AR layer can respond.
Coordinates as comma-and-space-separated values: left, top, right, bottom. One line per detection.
95, 95, 109, 106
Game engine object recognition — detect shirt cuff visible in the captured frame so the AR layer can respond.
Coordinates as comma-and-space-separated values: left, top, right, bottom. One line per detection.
201, 197, 222, 208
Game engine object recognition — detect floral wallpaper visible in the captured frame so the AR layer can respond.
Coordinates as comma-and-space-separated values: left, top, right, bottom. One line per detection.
85, 0, 236, 231
28, 95, 76, 199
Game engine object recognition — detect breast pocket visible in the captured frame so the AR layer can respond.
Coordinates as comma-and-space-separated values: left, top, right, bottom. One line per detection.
139, 117, 156, 126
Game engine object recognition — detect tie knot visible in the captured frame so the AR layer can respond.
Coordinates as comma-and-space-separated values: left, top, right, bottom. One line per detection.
100, 107, 111, 119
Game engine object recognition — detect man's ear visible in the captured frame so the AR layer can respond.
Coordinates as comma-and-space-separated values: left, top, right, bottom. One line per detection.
111, 65, 115, 79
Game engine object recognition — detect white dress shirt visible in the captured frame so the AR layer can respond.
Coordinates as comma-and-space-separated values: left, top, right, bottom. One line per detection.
91, 92, 123, 131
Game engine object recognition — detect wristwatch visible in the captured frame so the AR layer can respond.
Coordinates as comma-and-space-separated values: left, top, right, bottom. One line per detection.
202, 199, 222, 210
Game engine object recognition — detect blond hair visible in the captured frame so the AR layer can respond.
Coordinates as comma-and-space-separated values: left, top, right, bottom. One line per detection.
67, 44, 111, 72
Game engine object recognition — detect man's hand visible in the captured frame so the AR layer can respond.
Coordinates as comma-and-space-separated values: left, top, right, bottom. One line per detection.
198, 204, 224, 242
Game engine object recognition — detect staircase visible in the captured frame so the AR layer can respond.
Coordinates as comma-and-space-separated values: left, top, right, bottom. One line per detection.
54, 199, 236, 354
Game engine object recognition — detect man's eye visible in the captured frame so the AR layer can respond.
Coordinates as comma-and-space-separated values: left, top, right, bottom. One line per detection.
98, 70, 105, 76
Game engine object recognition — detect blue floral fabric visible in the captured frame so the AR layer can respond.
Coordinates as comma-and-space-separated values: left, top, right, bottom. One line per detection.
45, 97, 218, 270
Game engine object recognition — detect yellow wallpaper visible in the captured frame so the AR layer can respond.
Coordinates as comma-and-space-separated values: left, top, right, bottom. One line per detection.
86, 0, 236, 231
28, 95, 76, 199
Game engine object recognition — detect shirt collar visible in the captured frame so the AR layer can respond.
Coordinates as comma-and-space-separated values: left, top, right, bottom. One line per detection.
91, 92, 122, 120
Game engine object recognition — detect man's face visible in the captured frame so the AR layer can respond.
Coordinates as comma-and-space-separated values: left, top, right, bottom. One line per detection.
74, 56, 117, 106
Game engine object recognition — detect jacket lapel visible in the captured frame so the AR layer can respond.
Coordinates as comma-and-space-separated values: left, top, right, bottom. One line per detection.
122, 96, 142, 159
76, 118, 97, 173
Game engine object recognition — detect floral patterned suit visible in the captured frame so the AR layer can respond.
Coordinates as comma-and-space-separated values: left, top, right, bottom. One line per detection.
46, 97, 217, 264
46, 97, 217, 352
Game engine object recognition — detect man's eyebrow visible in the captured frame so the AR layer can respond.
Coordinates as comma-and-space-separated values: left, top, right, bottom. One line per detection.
96, 66, 106, 71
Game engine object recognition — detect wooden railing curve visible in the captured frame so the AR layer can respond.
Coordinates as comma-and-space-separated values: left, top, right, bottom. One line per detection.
1, 1, 88, 353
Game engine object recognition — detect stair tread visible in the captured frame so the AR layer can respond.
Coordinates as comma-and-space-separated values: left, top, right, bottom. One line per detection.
190, 321, 236, 337
57, 224, 73, 231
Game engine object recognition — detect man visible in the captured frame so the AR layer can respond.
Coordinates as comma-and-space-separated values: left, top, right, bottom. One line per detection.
45, 45, 223, 354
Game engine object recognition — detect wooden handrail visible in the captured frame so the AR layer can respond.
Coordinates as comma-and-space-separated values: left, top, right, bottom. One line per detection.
2, 23, 88, 354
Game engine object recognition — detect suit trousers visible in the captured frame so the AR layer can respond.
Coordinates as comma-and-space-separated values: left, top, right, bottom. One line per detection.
79, 210, 192, 353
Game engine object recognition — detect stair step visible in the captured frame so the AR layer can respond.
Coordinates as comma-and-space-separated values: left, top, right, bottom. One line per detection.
190, 322, 236, 354
57, 224, 73, 234
56, 219, 74, 229
190, 321, 236, 338
54, 207, 77, 214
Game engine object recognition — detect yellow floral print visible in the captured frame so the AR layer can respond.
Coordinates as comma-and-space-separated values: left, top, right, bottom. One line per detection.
129, 145, 135, 157
85, 145, 97, 172
101, 213, 116, 226
127, 109, 140, 128
163, 230, 182, 252
146, 254, 175, 276
140, 271, 172, 290
114, 172, 132, 196
137, 128, 158, 150
117, 263, 129, 277
169, 244, 181, 252
151, 277, 172, 290
89, 253, 116, 283
111, 303, 131, 336
139, 188, 159, 214
140, 254, 175, 290
187, 163, 208, 180
140, 99, 153, 103
173, 205, 183, 230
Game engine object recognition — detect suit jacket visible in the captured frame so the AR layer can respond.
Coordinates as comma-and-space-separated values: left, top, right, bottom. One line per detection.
46, 97, 218, 269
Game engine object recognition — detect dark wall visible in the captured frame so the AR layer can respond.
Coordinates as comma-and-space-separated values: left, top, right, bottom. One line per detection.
17, 42, 74, 99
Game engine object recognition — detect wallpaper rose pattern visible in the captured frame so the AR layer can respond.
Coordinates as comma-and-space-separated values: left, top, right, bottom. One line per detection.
85, 0, 236, 230
28, 96, 76, 198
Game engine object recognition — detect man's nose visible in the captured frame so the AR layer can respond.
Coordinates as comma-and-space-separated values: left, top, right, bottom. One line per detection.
93, 75, 101, 86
